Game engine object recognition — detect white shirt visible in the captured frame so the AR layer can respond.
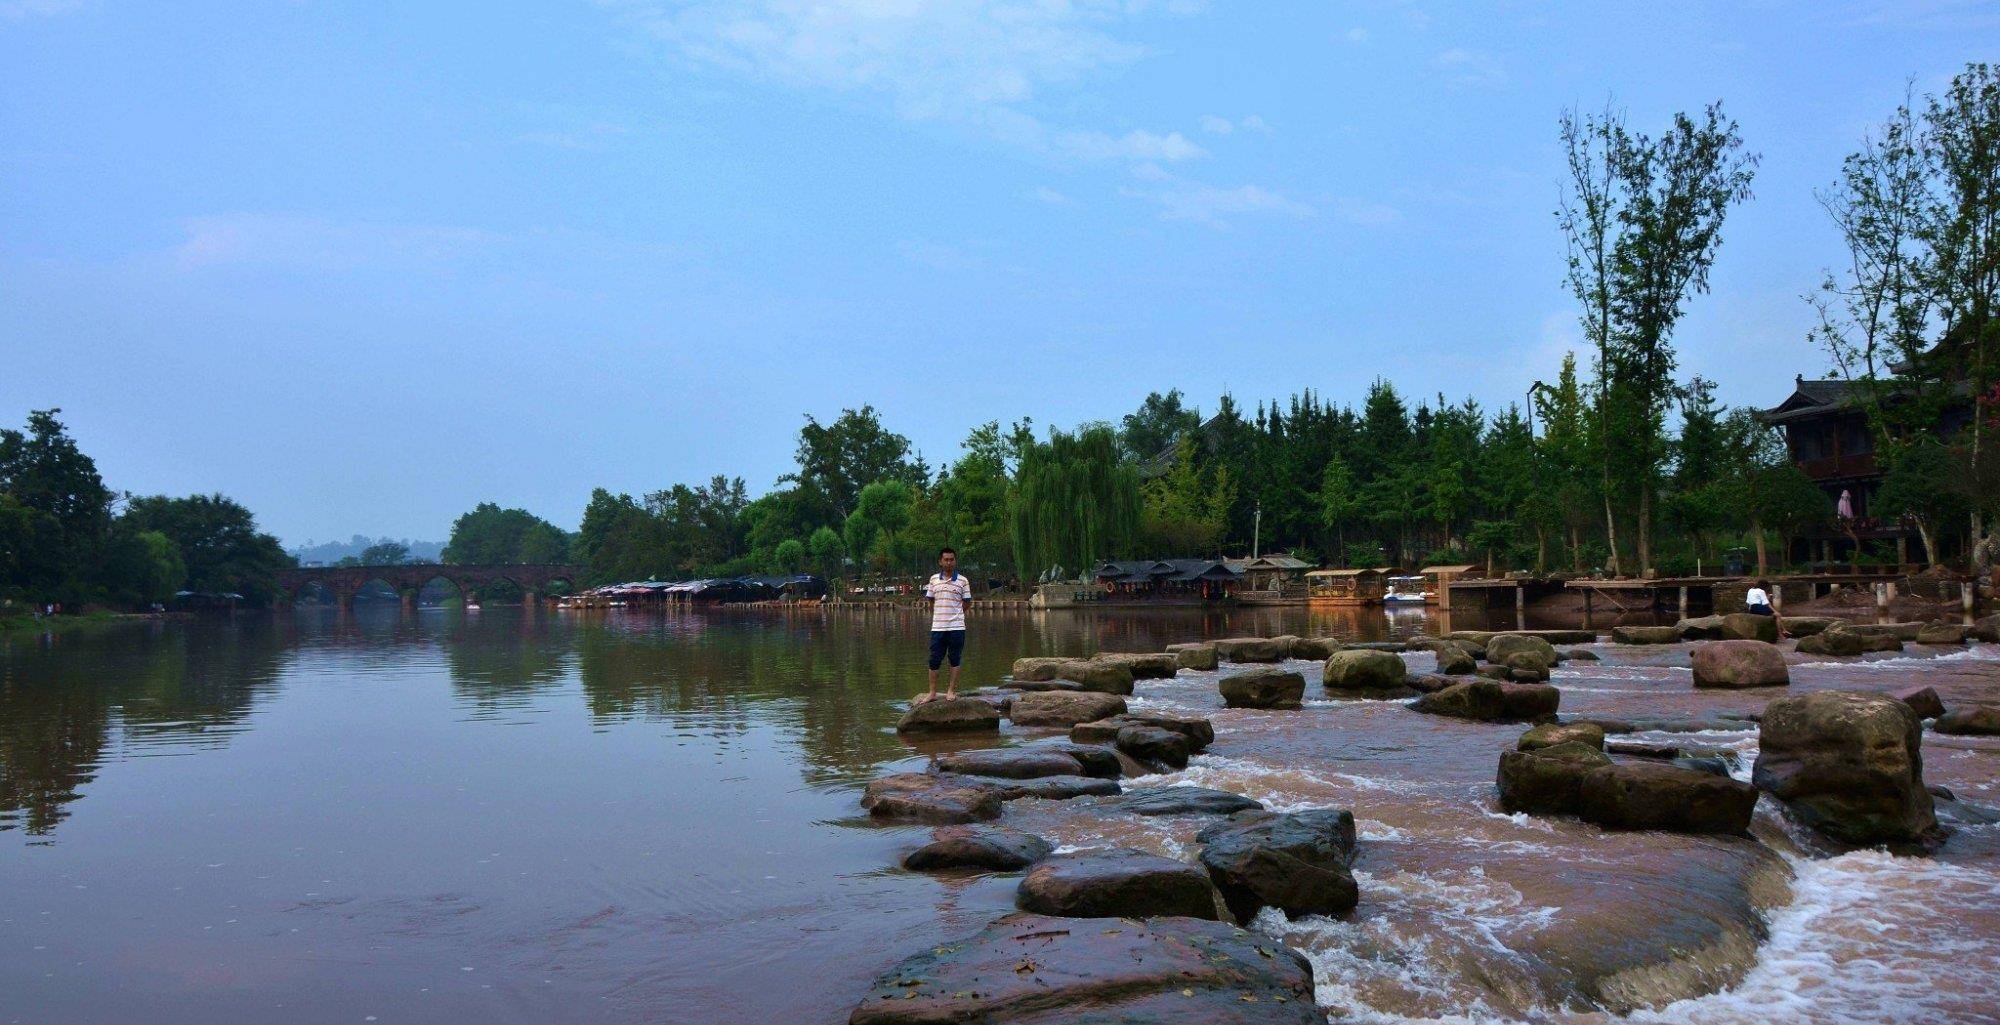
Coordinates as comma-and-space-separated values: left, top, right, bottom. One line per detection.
1745, 587, 1771, 608
926, 572, 971, 631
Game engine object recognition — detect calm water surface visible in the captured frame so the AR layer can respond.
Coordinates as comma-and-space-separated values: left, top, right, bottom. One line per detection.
3, 606, 1997, 1024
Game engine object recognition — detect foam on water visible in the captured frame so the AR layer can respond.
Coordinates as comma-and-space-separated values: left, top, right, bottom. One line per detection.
1793, 643, 2000, 672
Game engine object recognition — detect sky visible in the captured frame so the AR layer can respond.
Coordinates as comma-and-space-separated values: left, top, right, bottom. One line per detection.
4, 1, 1996, 546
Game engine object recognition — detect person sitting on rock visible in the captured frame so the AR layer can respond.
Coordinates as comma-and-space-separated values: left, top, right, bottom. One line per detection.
920, 547, 972, 703
1745, 579, 1786, 637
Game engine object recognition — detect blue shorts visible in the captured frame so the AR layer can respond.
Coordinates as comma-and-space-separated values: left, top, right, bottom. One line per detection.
928, 630, 965, 669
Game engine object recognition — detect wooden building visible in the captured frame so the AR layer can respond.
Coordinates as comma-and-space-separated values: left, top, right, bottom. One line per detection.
1305, 568, 1386, 606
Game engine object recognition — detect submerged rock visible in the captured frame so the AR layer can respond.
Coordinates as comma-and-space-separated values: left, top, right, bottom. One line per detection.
1935, 705, 2000, 736
1196, 809, 1358, 922
1782, 616, 1836, 637
1691, 639, 1789, 689
1566, 648, 1601, 661
1009, 691, 1127, 727
861, 773, 1003, 824
896, 696, 1002, 734
1117, 785, 1264, 817
1016, 848, 1224, 920
966, 774, 1123, 802
903, 826, 1053, 872
1754, 690, 1939, 849
1213, 637, 1291, 663
1323, 648, 1409, 692
847, 912, 1318, 1025
1219, 666, 1305, 709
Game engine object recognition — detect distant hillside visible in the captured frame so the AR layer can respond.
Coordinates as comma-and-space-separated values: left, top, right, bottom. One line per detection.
289, 535, 446, 567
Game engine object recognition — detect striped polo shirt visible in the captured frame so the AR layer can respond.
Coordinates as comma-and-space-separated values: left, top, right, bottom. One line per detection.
926, 572, 971, 632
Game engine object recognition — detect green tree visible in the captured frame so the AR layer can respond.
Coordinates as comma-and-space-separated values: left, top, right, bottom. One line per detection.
773, 538, 806, 573
1120, 389, 1202, 462
0, 409, 113, 600
120, 493, 291, 603
1318, 455, 1364, 563
443, 503, 572, 565
1009, 424, 1140, 578
359, 540, 411, 566
807, 525, 846, 581
784, 407, 923, 525
1140, 436, 1232, 555
1876, 439, 1967, 564
844, 479, 916, 574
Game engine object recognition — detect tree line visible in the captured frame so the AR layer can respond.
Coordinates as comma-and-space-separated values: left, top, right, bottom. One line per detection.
1, 409, 291, 609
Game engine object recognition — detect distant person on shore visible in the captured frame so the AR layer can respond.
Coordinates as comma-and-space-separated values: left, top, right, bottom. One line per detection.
920, 547, 972, 703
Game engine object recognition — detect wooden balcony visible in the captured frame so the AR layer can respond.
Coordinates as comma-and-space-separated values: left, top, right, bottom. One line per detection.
1797, 451, 1878, 481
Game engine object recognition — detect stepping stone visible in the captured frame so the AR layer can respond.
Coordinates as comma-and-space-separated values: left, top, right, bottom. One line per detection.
903, 825, 1053, 872
861, 773, 1002, 824
1116, 785, 1264, 817
1016, 848, 1223, 919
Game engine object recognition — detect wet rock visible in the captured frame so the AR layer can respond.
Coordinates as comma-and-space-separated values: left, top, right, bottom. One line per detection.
1016, 848, 1224, 920
1116, 725, 1191, 770
1009, 691, 1127, 728
862, 773, 1004, 824
1404, 635, 1456, 653
1935, 705, 2000, 736
1414, 680, 1558, 722
1117, 785, 1264, 817
1058, 659, 1136, 695
1502, 650, 1553, 682
1796, 625, 1902, 656
1691, 639, 1789, 689
1497, 741, 1612, 816
1782, 616, 1836, 637
896, 696, 1002, 734
1675, 615, 1728, 639
1519, 721, 1606, 751
1323, 648, 1408, 692
967, 774, 1123, 802
1567, 648, 1601, 661
903, 826, 1053, 872
1071, 713, 1214, 752
1915, 621, 1970, 645
1034, 742, 1125, 778
1006, 678, 1086, 693
1720, 613, 1779, 643
1288, 636, 1342, 660
1485, 633, 1559, 665
1578, 762, 1759, 836
1611, 625, 1680, 645
1346, 641, 1409, 653
1972, 613, 2000, 643
846, 912, 1318, 1025
1213, 637, 1290, 663
1167, 641, 1219, 671
1436, 645, 1477, 675
1219, 666, 1305, 709
935, 748, 1098, 780
1010, 656, 1071, 682
1475, 663, 1514, 680
1673, 754, 1734, 777
1753, 691, 1938, 848
1196, 809, 1359, 921
1892, 684, 1946, 720
1093, 651, 1181, 679
1407, 673, 1455, 693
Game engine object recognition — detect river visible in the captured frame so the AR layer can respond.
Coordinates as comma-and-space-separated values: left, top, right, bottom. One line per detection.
2, 606, 1996, 1024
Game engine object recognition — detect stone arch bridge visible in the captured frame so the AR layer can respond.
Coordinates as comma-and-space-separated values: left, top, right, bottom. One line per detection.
274, 564, 582, 608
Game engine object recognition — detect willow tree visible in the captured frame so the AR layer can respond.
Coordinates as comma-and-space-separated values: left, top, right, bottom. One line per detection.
1008, 424, 1141, 580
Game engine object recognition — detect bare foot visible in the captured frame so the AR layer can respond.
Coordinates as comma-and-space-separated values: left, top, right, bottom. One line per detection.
944, 690, 957, 701
917, 691, 938, 704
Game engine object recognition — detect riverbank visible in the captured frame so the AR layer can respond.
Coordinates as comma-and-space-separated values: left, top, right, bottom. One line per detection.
0, 608, 183, 636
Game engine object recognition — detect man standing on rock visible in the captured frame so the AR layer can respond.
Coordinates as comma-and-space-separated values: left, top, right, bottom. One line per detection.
921, 547, 972, 703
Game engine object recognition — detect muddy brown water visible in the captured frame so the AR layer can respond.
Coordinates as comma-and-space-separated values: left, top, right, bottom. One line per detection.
1, 606, 1995, 1024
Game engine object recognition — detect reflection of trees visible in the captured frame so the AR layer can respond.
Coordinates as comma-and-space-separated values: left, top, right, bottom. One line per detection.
440, 612, 572, 711
0, 618, 286, 834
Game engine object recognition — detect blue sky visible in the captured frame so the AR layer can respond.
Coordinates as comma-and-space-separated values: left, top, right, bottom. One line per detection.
4, 1, 1995, 545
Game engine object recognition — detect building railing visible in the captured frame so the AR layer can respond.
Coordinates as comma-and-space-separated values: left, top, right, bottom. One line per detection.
1798, 452, 1878, 480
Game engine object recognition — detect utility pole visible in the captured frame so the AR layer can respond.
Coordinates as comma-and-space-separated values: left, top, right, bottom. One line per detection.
1253, 504, 1262, 559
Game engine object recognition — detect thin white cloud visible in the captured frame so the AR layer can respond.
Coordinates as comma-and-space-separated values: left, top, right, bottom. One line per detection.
1433, 48, 1506, 87
1199, 114, 1271, 136
1033, 186, 1076, 206
1, 0, 85, 17
169, 214, 500, 271
602, 0, 1210, 164
1344, 26, 1369, 43
1122, 170, 1317, 229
